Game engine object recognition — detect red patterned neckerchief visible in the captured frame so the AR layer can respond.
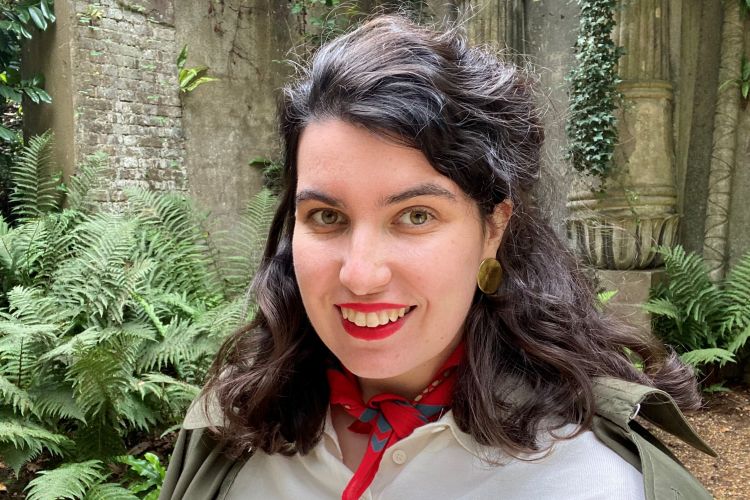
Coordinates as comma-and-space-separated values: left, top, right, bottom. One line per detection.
326, 342, 465, 500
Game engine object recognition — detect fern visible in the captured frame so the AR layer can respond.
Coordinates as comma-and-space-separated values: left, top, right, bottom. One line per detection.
66, 152, 108, 213
84, 483, 140, 500
9, 131, 64, 221
646, 246, 750, 375
25, 460, 106, 500
0, 134, 268, 489
221, 187, 277, 296
679, 348, 736, 368
0, 418, 72, 473
0, 374, 34, 414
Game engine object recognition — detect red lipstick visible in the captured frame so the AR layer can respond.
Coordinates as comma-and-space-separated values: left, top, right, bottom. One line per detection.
336, 303, 412, 341
337, 302, 408, 312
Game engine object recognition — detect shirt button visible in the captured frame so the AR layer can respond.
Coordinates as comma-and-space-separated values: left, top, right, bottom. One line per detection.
392, 449, 407, 465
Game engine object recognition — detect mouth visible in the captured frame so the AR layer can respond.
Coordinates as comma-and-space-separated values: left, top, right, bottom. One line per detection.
336, 304, 415, 341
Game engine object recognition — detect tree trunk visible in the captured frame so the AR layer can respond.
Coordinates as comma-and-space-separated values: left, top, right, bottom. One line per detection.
703, 0, 744, 282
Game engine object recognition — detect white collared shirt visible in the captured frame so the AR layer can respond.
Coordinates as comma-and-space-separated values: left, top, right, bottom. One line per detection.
224, 410, 645, 499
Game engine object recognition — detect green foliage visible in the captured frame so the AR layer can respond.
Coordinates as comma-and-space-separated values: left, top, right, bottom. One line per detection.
25, 460, 106, 500
566, 0, 622, 182
117, 452, 166, 500
644, 246, 750, 373
719, 53, 750, 104
176, 45, 217, 94
291, 0, 363, 47
8, 130, 63, 221
0, 132, 278, 496
0, 0, 56, 141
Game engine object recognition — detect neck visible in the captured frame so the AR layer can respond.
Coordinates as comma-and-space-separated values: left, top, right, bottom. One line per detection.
357, 337, 462, 401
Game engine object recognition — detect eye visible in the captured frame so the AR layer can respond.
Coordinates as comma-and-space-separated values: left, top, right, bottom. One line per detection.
310, 209, 344, 225
397, 208, 433, 226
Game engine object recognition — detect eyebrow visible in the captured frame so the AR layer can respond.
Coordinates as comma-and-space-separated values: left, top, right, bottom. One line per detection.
295, 182, 457, 208
295, 189, 343, 207
382, 183, 457, 205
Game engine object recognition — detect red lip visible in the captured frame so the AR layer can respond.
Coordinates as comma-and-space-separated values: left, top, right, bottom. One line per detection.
340, 314, 407, 341
337, 302, 408, 312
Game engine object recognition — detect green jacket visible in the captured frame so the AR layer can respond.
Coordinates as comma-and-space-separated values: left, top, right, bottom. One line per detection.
159, 377, 715, 500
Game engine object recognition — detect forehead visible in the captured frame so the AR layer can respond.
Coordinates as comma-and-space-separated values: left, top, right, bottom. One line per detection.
296, 119, 454, 193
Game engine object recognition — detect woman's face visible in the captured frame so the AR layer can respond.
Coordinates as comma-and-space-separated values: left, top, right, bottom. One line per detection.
292, 119, 509, 398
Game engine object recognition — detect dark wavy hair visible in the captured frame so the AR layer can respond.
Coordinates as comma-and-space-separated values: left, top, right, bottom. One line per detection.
205, 14, 700, 457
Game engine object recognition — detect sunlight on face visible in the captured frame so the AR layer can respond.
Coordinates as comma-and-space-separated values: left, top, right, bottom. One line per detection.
291, 119, 506, 398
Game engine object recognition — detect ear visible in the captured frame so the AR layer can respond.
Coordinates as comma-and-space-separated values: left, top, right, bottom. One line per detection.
483, 199, 513, 259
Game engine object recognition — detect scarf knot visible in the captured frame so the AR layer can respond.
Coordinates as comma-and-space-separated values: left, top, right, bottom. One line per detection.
326, 342, 464, 500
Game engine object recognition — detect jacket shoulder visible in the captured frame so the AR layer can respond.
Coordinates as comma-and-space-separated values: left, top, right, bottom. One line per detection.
159, 393, 245, 500
591, 377, 715, 500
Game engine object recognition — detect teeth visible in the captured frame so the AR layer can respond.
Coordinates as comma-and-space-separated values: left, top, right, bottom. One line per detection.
340, 306, 412, 327
354, 311, 367, 327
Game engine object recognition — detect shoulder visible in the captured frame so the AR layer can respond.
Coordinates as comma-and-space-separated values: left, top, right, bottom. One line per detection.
529, 427, 645, 500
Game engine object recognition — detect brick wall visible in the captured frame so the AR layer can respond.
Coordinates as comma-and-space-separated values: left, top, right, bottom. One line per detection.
70, 0, 186, 209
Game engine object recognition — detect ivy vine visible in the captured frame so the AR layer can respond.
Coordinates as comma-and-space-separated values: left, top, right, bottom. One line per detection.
566, 0, 623, 183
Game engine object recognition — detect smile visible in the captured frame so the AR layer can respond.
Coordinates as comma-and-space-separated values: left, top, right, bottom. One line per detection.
336, 303, 415, 341
340, 306, 411, 327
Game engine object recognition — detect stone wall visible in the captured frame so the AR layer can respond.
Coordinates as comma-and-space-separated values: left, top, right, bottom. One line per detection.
25, 0, 187, 209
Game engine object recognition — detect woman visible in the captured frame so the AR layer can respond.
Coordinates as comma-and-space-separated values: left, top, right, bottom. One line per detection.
161, 15, 714, 500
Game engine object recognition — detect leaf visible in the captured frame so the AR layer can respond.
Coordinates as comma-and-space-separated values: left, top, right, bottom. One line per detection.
183, 76, 218, 93
28, 6, 48, 30
176, 45, 188, 70
679, 348, 735, 368
40, 0, 55, 22
0, 125, 17, 141
25, 460, 105, 500
84, 483, 139, 500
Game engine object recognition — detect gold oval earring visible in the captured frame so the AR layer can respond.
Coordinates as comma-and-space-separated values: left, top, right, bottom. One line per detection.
477, 258, 502, 294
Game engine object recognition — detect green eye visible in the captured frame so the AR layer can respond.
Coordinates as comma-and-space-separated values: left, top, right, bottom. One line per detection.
312, 209, 341, 225
399, 209, 432, 226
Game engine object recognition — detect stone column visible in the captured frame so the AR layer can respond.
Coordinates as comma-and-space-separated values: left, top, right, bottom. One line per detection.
567, 0, 678, 270
456, 0, 524, 52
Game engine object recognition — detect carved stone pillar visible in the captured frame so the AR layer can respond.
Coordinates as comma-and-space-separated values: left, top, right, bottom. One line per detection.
456, 0, 524, 53
566, 0, 678, 269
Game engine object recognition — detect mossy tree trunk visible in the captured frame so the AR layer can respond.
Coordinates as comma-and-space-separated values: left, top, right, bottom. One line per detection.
703, 0, 744, 282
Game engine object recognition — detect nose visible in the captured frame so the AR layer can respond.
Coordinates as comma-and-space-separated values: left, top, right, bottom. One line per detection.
339, 227, 392, 296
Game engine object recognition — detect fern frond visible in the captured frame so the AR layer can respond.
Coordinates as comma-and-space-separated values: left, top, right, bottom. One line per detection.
31, 381, 87, 423
0, 375, 34, 414
723, 251, 750, 334
52, 215, 150, 324
68, 338, 137, 417
114, 390, 159, 431
6, 285, 72, 324
66, 152, 108, 213
10, 131, 64, 221
221, 188, 277, 296
72, 416, 127, 459
727, 323, 750, 354
126, 187, 224, 301
136, 317, 199, 372
137, 372, 200, 410
0, 418, 71, 463
0, 442, 44, 476
25, 460, 105, 500
84, 483, 139, 500
679, 348, 735, 368
642, 298, 680, 320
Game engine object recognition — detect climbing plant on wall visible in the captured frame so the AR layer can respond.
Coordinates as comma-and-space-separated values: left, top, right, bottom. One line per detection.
565, 0, 622, 183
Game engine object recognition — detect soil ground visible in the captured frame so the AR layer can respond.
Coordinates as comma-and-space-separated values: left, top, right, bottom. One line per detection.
646, 384, 750, 500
